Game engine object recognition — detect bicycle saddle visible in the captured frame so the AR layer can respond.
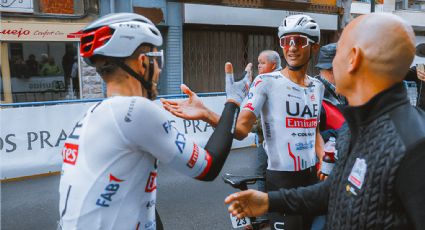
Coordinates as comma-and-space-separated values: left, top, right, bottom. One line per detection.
222, 173, 265, 190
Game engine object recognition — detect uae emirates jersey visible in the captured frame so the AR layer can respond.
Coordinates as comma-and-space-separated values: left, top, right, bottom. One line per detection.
59, 96, 212, 230
243, 71, 324, 171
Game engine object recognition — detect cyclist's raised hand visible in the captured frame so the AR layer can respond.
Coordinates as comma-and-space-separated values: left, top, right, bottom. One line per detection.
160, 84, 210, 121
225, 62, 253, 105
224, 189, 269, 219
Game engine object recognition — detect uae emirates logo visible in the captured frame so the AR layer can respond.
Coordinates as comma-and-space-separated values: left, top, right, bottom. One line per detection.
145, 172, 157, 193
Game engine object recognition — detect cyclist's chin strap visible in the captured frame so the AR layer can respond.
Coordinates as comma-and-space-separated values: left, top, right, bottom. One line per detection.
147, 46, 155, 99
287, 63, 306, 71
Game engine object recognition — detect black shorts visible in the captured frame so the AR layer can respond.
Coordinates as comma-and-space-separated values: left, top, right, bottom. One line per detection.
266, 167, 318, 230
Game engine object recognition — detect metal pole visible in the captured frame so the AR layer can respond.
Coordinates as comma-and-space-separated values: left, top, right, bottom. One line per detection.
110, 0, 115, 13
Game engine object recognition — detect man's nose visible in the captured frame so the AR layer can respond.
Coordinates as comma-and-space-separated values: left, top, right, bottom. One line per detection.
288, 44, 298, 52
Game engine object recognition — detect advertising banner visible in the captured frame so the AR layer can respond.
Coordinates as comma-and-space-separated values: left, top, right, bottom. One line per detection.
11, 76, 66, 92
0, 96, 254, 180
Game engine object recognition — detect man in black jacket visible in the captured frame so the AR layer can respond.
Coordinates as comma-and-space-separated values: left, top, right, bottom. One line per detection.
225, 13, 425, 230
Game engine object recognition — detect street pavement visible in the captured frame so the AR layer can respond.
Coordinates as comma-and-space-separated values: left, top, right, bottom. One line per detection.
1, 147, 260, 230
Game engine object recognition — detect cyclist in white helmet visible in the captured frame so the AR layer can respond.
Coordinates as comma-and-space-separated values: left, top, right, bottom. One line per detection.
162, 14, 325, 230
58, 13, 252, 230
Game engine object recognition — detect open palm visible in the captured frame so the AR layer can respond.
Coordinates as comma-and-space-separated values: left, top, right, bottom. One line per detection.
160, 84, 209, 120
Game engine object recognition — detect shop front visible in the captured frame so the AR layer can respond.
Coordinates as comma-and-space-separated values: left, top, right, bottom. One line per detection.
0, 21, 87, 103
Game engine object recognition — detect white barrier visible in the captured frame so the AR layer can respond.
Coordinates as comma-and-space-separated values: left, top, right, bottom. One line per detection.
0, 96, 254, 180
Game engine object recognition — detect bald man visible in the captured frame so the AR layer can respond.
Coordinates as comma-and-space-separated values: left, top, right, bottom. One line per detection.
225, 13, 425, 230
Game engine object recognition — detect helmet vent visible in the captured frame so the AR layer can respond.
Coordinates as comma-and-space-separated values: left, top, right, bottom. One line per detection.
81, 35, 94, 45
134, 18, 149, 24
83, 44, 92, 52
149, 28, 159, 36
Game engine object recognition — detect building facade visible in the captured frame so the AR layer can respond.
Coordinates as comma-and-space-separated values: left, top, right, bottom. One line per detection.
1, 0, 342, 103
0, 0, 102, 103
351, 0, 425, 65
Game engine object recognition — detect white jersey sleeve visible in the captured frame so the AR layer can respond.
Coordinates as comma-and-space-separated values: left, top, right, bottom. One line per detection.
111, 97, 211, 179
242, 75, 270, 117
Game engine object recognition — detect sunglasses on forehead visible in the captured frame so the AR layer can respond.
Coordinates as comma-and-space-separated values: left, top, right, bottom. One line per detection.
280, 35, 315, 50
144, 49, 164, 69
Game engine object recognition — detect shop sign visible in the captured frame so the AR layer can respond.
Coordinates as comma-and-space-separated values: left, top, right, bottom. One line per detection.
0, 0, 33, 13
11, 76, 66, 93
0, 21, 86, 41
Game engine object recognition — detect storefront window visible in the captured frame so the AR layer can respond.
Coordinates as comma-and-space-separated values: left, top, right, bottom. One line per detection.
0, 0, 87, 16
37, 0, 86, 16
4, 41, 80, 103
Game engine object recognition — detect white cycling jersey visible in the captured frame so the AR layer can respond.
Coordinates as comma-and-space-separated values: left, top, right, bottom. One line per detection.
243, 71, 324, 171
59, 96, 212, 230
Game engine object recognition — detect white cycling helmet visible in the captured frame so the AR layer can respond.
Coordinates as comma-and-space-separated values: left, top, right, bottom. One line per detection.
80, 13, 163, 65
278, 14, 320, 44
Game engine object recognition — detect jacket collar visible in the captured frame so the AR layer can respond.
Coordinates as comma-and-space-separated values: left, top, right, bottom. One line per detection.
342, 83, 409, 127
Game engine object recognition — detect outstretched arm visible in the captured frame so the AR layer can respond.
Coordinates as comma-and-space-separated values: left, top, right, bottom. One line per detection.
161, 62, 257, 140
119, 63, 254, 181
225, 179, 330, 219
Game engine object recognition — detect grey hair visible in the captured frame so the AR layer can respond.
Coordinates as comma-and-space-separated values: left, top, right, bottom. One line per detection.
260, 50, 282, 71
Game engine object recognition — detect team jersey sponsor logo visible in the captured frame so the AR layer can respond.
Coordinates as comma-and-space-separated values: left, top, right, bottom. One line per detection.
286, 117, 318, 128
295, 141, 314, 150
310, 94, 316, 101
291, 132, 315, 137
145, 171, 157, 193
62, 143, 79, 165
265, 122, 272, 138
124, 99, 136, 122
162, 120, 186, 153
247, 92, 253, 99
244, 103, 255, 111
287, 143, 309, 171
146, 199, 156, 209
96, 174, 125, 207
286, 85, 302, 92
254, 80, 263, 88
286, 101, 319, 118
144, 221, 156, 230
187, 143, 199, 168
175, 132, 186, 154
288, 94, 302, 100
162, 120, 176, 134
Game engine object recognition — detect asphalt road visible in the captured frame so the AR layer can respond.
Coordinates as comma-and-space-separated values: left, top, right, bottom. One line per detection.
1, 147, 260, 230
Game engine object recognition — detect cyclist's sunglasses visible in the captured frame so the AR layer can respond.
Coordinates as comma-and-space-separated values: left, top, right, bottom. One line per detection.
145, 50, 164, 69
280, 35, 314, 51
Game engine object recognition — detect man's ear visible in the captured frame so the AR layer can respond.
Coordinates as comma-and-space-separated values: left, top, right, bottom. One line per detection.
137, 54, 147, 75
348, 46, 362, 74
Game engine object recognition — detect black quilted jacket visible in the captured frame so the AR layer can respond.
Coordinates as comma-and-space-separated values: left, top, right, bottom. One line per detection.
268, 83, 425, 230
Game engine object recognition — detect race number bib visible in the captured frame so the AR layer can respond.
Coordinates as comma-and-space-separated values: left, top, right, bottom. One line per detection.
230, 214, 251, 228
